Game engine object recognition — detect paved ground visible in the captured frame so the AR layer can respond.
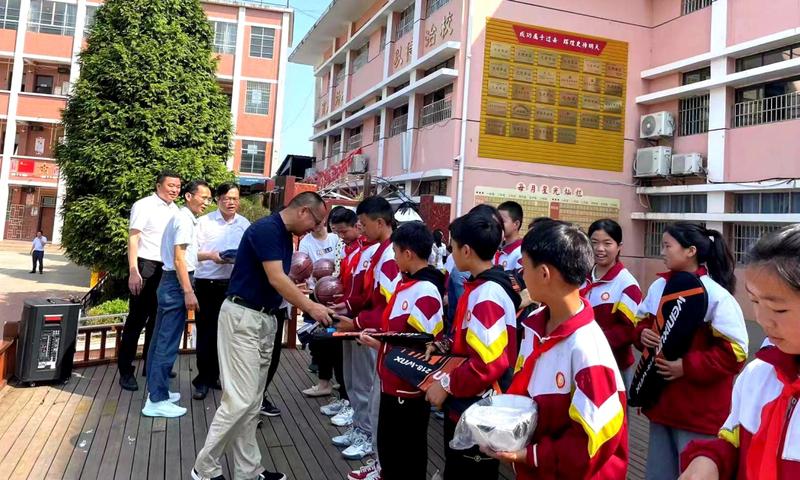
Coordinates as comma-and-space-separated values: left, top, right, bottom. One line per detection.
0, 241, 90, 334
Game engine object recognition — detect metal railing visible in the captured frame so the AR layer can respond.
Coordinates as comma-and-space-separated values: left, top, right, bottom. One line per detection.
426, 0, 451, 17
730, 223, 788, 264
732, 91, 800, 128
390, 114, 408, 136
347, 132, 362, 151
683, 0, 715, 15
420, 98, 452, 127
330, 140, 341, 156
678, 94, 709, 136
373, 121, 381, 142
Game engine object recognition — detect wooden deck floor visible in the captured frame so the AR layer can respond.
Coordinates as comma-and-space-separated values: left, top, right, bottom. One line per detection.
0, 349, 649, 479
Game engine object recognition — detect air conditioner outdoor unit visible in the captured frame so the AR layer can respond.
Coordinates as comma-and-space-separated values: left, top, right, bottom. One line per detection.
349, 154, 368, 174
634, 146, 671, 177
671, 153, 704, 176
640, 111, 674, 139
304, 167, 316, 178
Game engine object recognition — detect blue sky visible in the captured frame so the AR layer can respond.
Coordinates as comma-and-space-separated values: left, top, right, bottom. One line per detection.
276, 0, 333, 162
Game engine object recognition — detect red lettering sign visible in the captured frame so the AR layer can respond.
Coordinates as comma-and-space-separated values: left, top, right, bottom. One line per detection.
512, 25, 607, 56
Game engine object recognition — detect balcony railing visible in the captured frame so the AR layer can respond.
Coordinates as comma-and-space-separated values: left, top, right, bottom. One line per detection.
347, 132, 362, 151
330, 140, 341, 156
390, 114, 408, 137
732, 91, 800, 128
373, 122, 381, 142
682, 0, 715, 15
420, 98, 452, 127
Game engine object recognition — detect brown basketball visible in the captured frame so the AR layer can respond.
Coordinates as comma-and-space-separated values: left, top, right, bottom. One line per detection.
289, 252, 313, 283
312, 258, 336, 280
315, 276, 344, 304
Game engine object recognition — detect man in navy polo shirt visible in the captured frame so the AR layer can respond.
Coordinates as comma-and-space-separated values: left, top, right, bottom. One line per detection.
193, 191, 333, 480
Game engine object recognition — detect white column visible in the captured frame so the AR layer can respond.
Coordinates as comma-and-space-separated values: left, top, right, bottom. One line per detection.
270, 11, 291, 175
342, 23, 353, 105
403, 71, 419, 173
0, 0, 31, 240
377, 13, 394, 178
228, 7, 246, 171
706, 0, 728, 227
411, 0, 423, 61
382, 12, 394, 79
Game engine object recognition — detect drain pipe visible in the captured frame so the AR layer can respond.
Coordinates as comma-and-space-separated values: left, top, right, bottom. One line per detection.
455, 0, 473, 217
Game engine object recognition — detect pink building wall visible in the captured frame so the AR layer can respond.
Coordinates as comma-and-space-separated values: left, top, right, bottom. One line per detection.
649, 7, 711, 67
725, 119, 800, 181
420, 0, 462, 57
347, 29, 385, 101
728, 0, 800, 46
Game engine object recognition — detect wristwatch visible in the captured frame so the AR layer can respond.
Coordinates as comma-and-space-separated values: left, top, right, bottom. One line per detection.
439, 373, 451, 393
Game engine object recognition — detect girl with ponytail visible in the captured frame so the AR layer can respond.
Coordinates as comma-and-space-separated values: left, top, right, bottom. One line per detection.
635, 222, 749, 480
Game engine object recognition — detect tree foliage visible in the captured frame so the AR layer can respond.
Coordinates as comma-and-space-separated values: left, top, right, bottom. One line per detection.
57, 0, 233, 277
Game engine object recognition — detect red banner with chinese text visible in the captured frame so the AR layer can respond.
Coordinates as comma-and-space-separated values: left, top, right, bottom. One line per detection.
512, 25, 607, 55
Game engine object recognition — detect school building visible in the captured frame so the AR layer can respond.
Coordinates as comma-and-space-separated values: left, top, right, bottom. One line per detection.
0, 0, 292, 243
290, 0, 800, 316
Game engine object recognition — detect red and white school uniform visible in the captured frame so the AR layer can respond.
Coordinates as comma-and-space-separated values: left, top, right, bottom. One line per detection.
495, 238, 523, 271
509, 299, 628, 479
681, 344, 800, 480
633, 269, 749, 434
580, 262, 643, 373
353, 238, 401, 330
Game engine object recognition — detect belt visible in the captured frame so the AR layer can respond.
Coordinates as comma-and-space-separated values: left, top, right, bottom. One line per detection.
226, 295, 282, 315
195, 278, 230, 286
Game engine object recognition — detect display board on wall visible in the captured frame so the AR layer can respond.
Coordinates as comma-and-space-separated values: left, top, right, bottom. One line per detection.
478, 19, 629, 172
474, 186, 620, 231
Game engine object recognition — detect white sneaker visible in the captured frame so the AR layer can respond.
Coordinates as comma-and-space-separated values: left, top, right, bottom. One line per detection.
332, 426, 355, 447
147, 392, 180, 403
320, 398, 347, 416
341, 430, 373, 460
141, 398, 186, 418
347, 460, 380, 480
331, 405, 354, 426
302, 383, 333, 397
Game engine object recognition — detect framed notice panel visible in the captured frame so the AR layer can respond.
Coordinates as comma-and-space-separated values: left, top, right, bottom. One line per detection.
479, 19, 629, 172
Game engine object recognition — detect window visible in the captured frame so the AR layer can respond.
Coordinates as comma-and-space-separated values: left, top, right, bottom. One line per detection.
34, 74, 53, 94
426, 0, 451, 17
29, 0, 77, 36
83, 5, 97, 35
421, 84, 453, 126
733, 76, 800, 127
352, 42, 369, 72
249, 26, 274, 59
395, 4, 414, 40
734, 192, 800, 214
682, 67, 710, 85
736, 43, 800, 72
0, 0, 20, 30
390, 104, 408, 136
678, 94, 709, 136
424, 57, 455, 76
648, 194, 707, 213
419, 179, 448, 196
644, 221, 670, 258
379, 28, 386, 52
245, 81, 270, 115
393, 81, 409, 95
348, 125, 362, 151
682, 0, 715, 15
334, 64, 345, 86
212, 21, 237, 54
730, 223, 788, 263
240, 141, 266, 174
373, 115, 381, 142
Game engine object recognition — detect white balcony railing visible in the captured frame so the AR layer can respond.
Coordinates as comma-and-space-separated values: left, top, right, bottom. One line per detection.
347, 133, 362, 151
420, 98, 452, 127
390, 114, 408, 136
732, 91, 800, 128
682, 0, 715, 15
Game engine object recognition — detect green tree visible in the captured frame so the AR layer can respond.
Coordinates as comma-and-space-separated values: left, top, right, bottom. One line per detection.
57, 0, 233, 277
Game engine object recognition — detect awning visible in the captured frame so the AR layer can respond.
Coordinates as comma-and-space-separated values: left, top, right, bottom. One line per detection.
237, 176, 267, 187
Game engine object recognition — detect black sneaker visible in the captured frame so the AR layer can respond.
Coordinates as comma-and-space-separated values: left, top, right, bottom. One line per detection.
257, 471, 286, 480
260, 399, 281, 417
190, 468, 225, 480
119, 373, 139, 391
193, 384, 209, 400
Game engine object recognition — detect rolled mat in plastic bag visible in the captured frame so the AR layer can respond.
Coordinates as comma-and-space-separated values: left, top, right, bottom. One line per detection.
449, 394, 538, 452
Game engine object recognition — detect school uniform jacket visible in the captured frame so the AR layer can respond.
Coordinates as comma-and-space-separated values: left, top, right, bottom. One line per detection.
449, 267, 521, 403
681, 345, 800, 480
344, 240, 379, 316
495, 239, 523, 271
580, 262, 643, 370
509, 299, 628, 480
378, 266, 446, 398
354, 238, 401, 330
633, 271, 749, 435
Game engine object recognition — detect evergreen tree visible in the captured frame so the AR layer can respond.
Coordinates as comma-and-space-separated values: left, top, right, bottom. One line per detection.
57, 0, 233, 277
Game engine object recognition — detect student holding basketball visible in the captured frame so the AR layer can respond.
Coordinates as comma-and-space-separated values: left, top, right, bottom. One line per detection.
581, 219, 642, 388
680, 224, 800, 480
357, 221, 445, 480
482, 220, 628, 479
425, 207, 521, 480
634, 222, 749, 480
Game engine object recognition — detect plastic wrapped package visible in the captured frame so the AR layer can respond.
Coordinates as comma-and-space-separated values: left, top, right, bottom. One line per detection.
449, 394, 538, 452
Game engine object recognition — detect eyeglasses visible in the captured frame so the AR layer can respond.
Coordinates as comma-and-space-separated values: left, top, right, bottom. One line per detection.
219, 196, 240, 203
308, 207, 325, 227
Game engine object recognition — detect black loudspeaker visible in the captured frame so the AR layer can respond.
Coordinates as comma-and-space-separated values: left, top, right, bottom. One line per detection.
15, 298, 80, 385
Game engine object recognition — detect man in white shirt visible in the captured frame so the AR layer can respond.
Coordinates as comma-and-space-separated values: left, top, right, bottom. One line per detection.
142, 180, 212, 418
119, 172, 181, 392
29, 231, 47, 274
192, 183, 250, 400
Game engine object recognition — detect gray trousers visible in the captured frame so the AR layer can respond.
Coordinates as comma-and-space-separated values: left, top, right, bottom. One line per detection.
194, 300, 278, 479
343, 342, 380, 441
645, 422, 715, 480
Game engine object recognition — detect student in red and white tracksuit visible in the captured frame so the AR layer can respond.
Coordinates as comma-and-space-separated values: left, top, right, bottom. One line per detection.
358, 221, 446, 480
680, 224, 800, 480
583, 219, 642, 387
635, 223, 748, 480
496, 200, 524, 272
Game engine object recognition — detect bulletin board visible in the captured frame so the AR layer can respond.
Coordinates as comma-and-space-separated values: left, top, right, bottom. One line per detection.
478, 18, 629, 172
474, 186, 620, 232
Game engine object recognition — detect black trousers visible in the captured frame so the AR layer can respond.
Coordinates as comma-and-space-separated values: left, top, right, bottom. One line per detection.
263, 309, 286, 396
443, 411, 500, 480
31, 250, 44, 273
309, 335, 348, 400
192, 278, 229, 388
377, 393, 430, 480
118, 258, 163, 377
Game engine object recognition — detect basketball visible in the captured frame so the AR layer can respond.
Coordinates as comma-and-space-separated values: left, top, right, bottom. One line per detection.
314, 275, 343, 304
289, 252, 313, 283
312, 258, 336, 280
